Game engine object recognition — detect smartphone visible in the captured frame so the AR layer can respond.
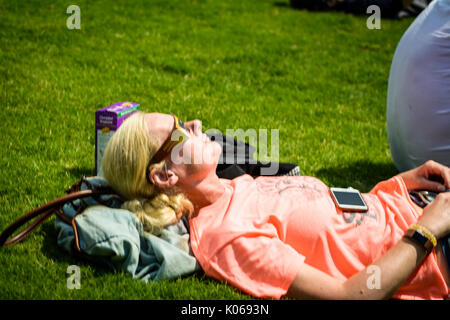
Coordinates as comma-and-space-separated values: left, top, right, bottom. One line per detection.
330, 187, 368, 212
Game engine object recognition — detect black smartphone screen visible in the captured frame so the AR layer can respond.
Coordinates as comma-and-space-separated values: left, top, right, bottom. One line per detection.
333, 191, 366, 206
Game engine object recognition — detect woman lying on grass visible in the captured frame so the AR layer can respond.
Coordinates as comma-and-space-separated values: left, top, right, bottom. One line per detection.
101, 111, 450, 300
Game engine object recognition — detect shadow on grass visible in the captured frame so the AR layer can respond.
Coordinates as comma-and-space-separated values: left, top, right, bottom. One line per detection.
273, 1, 290, 7
65, 166, 97, 179
315, 160, 399, 192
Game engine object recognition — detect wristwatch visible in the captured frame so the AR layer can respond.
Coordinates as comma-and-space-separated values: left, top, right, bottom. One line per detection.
404, 224, 437, 255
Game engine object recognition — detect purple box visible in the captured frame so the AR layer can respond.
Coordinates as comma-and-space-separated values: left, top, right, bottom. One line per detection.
95, 102, 140, 175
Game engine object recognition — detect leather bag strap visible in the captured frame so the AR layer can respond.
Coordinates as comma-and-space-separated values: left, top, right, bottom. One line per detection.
0, 188, 114, 248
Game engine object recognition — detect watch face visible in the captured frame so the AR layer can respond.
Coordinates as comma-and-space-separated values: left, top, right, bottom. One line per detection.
406, 229, 433, 254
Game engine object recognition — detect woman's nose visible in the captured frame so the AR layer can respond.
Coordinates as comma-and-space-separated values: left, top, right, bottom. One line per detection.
192, 120, 202, 135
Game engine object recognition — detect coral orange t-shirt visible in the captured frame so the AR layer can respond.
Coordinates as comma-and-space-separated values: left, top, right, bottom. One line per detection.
189, 175, 449, 299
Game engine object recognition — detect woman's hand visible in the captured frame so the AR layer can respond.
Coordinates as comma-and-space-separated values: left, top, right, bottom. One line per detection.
417, 192, 450, 240
398, 160, 450, 240
398, 160, 450, 192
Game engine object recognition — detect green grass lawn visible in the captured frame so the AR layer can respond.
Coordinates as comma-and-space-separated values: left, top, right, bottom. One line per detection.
0, 0, 414, 299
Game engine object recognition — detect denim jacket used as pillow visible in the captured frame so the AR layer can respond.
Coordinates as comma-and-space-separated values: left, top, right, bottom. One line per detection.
54, 177, 201, 282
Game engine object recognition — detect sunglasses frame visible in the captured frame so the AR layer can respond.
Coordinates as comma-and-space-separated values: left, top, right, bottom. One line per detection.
145, 114, 190, 184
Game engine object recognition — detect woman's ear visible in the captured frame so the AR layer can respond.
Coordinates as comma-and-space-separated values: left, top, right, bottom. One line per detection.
149, 166, 179, 189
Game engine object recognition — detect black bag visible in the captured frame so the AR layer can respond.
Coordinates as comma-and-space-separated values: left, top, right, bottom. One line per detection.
290, 0, 413, 19
207, 132, 300, 179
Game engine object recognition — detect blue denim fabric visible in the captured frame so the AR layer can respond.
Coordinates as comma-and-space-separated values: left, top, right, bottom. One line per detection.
54, 177, 200, 281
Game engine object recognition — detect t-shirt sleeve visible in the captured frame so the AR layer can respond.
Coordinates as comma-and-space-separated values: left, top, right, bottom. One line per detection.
206, 235, 305, 299
368, 175, 422, 231
369, 176, 405, 199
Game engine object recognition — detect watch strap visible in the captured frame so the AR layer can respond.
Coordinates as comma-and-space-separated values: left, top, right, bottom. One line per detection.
404, 224, 437, 255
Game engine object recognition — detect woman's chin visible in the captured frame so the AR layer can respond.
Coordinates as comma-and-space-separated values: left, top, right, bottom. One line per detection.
211, 141, 223, 165
199, 142, 221, 173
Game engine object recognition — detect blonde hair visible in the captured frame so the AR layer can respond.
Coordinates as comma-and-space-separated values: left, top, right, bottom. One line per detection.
101, 112, 193, 235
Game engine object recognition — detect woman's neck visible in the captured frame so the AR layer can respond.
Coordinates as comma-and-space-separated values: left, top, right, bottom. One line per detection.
178, 171, 226, 215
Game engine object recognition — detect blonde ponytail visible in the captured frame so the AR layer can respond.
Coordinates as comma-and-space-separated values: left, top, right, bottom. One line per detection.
122, 193, 193, 235
101, 112, 194, 235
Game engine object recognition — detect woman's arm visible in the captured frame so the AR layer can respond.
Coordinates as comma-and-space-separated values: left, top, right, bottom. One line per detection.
287, 169, 450, 300
287, 236, 427, 299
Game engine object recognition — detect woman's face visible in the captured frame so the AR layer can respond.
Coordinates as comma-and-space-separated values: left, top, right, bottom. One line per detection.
144, 112, 222, 182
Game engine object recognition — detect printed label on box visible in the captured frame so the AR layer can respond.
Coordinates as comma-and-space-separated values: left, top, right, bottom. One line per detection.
95, 102, 140, 175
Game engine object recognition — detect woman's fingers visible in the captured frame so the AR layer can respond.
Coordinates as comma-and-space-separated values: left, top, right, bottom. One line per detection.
424, 160, 450, 190
421, 179, 447, 192
398, 160, 450, 191
419, 192, 450, 239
